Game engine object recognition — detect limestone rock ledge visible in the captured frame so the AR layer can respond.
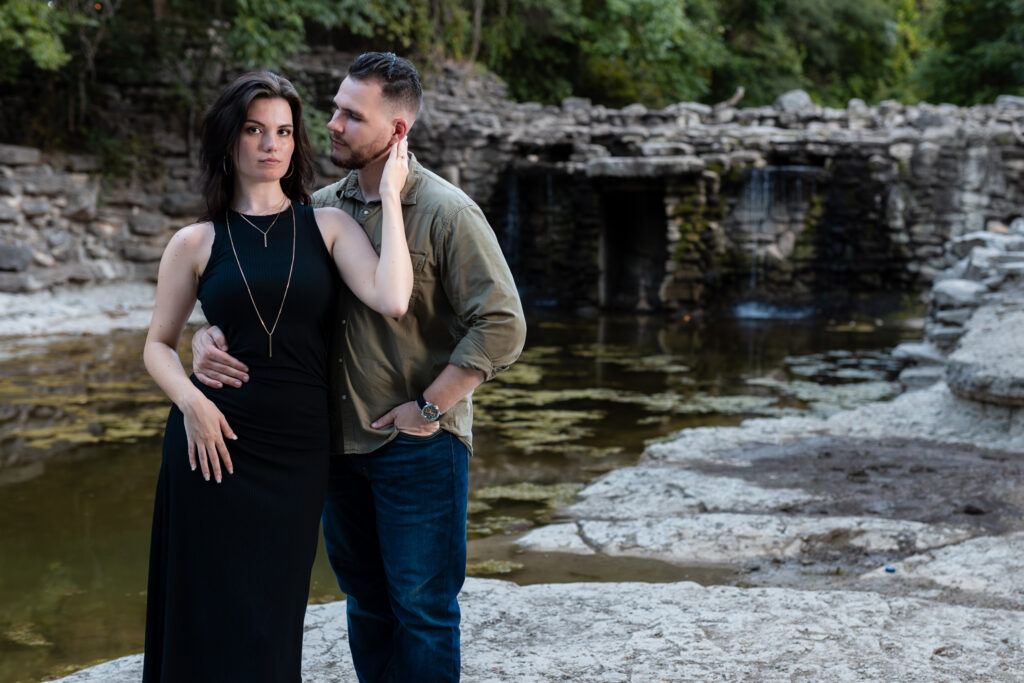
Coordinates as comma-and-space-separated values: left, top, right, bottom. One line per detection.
50, 578, 1024, 682
945, 304, 1024, 406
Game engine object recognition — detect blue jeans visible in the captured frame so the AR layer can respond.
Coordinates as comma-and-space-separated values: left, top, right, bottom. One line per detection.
322, 429, 469, 683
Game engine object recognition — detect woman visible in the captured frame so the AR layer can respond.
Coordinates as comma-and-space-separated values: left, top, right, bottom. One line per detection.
141, 71, 412, 682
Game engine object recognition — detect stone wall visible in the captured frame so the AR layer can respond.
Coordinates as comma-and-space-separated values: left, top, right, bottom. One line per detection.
3, 55, 1024, 315
412, 84, 1024, 314
0, 142, 202, 293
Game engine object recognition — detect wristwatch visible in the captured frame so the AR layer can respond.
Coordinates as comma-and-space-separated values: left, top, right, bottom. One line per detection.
416, 394, 443, 422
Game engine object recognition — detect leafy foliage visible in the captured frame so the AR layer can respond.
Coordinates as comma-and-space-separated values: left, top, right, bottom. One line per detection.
1, 0, 1021, 166
0, 0, 74, 80
709, 0, 921, 107
474, 0, 723, 106
914, 0, 1024, 104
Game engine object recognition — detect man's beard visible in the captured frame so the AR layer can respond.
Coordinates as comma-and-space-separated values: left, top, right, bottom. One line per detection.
331, 137, 392, 170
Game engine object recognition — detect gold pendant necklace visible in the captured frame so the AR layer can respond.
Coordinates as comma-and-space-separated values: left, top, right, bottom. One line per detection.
225, 203, 296, 358
233, 197, 290, 247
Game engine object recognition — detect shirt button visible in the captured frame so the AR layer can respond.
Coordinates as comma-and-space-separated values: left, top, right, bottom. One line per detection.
362, 209, 369, 215
341, 319, 347, 325
341, 394, 348, 400
337, 357, 344, 364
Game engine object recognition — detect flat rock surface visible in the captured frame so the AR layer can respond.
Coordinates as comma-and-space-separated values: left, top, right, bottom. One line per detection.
0, 283, 204, 339
35, 286, 1024, 682
863, 531, 1024, 604
521, 514, 972, 563
51, 579, 1024, 683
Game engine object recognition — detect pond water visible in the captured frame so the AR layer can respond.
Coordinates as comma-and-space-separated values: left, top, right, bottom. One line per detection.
0, 311, 918, 683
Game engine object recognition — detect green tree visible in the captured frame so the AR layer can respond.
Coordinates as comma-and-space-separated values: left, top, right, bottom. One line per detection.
914, 0, 1024, 104
478, 0, 724, 106
710, 0, 917, 106
0, 0, 74, 81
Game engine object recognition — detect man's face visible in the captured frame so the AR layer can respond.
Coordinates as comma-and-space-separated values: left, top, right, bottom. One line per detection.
327, 76, 395, 170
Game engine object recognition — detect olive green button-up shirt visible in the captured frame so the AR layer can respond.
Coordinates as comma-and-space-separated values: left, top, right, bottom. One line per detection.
312, 156, 526, 455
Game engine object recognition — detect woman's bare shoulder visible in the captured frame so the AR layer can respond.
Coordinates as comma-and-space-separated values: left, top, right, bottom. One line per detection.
313, 206, 355, 226
166, 220, 215, 252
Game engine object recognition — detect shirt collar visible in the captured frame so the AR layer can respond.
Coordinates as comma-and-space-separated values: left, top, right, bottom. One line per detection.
336, 152, 421, 206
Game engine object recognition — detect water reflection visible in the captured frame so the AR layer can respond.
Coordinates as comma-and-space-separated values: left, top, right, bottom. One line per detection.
0, 312, 916, 682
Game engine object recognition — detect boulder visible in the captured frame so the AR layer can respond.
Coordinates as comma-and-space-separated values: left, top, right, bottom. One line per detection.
995, 95, 1024, 108
0, 201, 19, 222
891, 342, 946, 365
129, 212, 171, 236
160, 192, 204, 217
0, 178, 19, 196
930, 279, 987, 308
585, 156, 704, 178
946, 306, 1024, 406
773, 90, 813, 112
0, 144, 41, 166
21, 197, 52, 217
0, 241, 33, 271
122, 241, 166, 262
898, 365, 945, 391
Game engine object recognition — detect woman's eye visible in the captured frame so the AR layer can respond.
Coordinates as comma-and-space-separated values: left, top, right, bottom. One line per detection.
246, 126, 261, 134
279, 129, 291, 136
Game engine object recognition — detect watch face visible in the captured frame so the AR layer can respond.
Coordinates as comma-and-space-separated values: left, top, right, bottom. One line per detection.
422, 403, 441, 421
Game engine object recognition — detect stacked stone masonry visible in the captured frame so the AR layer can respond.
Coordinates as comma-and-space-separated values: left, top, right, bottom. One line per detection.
3, 56, 1024, 312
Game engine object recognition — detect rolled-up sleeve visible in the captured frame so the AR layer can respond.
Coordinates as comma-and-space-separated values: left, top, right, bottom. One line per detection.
439, 204, 526, 381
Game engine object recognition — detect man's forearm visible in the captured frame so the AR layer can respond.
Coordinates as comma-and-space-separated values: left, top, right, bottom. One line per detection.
422, 364, 485, 414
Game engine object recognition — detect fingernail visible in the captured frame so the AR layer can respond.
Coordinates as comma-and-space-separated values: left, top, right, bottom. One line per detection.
216, 476, 222, 483
242, 375, 249, 381
204, 474, 210, 481
228, 468, 234, 474
191, 464, 196, 471
371, 422, 379, 428
231, 435, 238, 440
221, 345, 228, 351
234, 381, 242, 387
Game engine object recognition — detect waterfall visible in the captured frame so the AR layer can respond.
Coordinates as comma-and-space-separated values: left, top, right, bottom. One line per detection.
502, 169, 521, 276
731, 165, 823, 319
740, 167, 774, 289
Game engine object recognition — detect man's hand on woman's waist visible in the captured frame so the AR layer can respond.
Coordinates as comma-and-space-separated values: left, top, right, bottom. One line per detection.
192, 324, 250, 389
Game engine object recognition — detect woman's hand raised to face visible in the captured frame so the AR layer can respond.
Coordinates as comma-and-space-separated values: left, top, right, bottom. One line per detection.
379, 138, 409, 201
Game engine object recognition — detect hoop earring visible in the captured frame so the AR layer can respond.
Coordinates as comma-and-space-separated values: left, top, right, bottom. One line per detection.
283, 162, 294, 179
222, 157, 231, 175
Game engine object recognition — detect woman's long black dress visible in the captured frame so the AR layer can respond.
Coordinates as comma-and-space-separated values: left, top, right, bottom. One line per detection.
144, 203, 339, 683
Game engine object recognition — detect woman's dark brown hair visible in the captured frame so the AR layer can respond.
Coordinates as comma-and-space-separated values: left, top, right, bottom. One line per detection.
198, 71, 315, 221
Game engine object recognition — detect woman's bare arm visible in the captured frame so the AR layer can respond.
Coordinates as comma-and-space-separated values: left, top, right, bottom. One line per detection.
144, 222, 237, 482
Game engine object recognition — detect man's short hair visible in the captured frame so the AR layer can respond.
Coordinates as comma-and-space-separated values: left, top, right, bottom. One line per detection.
348, 52, 423, 118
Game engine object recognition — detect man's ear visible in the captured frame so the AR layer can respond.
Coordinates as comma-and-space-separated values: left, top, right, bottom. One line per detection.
391, 117, 409, 143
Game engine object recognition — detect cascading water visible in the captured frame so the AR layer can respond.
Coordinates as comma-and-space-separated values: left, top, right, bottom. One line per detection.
501, 169, 521, 277
732, 165, 823, 319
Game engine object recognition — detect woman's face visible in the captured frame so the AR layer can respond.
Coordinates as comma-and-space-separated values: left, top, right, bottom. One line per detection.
233, 96, 295, 183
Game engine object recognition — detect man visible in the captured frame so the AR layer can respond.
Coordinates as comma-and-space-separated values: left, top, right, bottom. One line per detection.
191, 52, 526, 681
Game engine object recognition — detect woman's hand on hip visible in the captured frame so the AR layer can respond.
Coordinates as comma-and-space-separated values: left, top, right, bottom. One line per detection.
181, 394, 237, 482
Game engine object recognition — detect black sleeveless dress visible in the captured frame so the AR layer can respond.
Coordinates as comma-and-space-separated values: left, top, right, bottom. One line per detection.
143, 202, 339, 683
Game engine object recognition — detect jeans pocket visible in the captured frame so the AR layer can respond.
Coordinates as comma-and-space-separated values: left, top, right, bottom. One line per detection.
395, 428, 444, 443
